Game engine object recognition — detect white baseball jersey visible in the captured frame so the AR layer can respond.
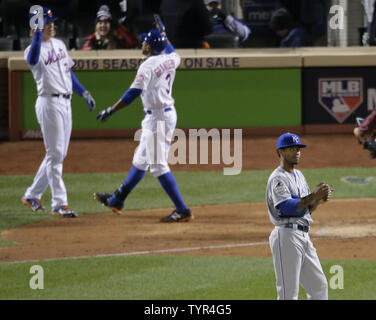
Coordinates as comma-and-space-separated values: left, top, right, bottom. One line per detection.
266, 166, 313, 227
130, 52, 180, 110
24, 38, 74, 96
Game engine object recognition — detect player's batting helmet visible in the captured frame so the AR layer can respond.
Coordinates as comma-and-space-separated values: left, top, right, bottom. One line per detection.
141, 29, 167, 54
29, 7, 58, 25
277, 133, 306, 149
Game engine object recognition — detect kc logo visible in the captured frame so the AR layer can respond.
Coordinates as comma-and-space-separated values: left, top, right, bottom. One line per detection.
292, 135, 299, 144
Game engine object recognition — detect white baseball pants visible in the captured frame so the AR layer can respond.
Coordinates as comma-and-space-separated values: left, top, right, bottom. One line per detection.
24, 96, 72, 209
133, 106, 176, 177
269, 226, 328, 300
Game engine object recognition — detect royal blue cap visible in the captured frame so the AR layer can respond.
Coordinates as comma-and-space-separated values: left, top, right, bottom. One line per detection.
43, 8, 57, 23
277, 132, 306, 149
142, 29, 167, 54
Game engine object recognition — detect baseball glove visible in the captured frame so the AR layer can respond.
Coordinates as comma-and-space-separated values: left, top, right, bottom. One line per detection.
317, 182, 333, 203
362, 135, 376, 159
355, 117, 376, 159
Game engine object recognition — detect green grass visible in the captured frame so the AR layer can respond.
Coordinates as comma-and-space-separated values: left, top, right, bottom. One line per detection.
1, 167, 376, 300
0, 255, 375, 300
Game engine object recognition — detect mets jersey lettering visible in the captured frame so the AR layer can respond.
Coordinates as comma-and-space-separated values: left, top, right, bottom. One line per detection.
154, 59, 175, 77
130, 52, 181, 110
44, 48, 67, 65
25, 37, 74, 95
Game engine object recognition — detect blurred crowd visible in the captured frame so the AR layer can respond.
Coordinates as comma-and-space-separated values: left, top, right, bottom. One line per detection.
0, 0, 373, 51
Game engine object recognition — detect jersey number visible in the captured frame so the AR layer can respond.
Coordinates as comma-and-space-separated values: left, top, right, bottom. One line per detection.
165, 73, 172, 94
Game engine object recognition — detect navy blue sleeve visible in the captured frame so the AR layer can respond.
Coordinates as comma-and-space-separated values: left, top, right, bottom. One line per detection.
120, 88, 142, 105
277, 198, 305, 217
70, 70, 86, 95
27, 30, 42, 66
164, 43, 175, 54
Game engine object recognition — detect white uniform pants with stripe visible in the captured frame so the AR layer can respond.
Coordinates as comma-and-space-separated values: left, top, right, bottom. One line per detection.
132, 107, 176, 178
24, 96, 72, 209
269, 226, 328, 300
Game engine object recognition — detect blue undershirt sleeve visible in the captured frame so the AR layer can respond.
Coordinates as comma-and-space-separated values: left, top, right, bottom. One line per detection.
70, 70, 86, 95
277, 198, 304, 217
164, 43, 175, 54
27, 30, 42, 66
120, 88, 142, 105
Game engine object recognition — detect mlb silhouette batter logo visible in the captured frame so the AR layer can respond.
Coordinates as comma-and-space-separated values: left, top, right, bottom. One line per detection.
318, 78, 363, 123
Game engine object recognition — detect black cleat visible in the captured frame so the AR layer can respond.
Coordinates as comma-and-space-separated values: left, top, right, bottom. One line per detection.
93, 192, 123, 215
160, 208, 193, 223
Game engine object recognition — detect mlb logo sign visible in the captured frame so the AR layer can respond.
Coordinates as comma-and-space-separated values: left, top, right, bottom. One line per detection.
318, 78, 363, 123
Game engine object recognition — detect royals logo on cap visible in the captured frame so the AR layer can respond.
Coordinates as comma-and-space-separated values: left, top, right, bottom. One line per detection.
318, 78, 363, 123
277, 132, 306, 149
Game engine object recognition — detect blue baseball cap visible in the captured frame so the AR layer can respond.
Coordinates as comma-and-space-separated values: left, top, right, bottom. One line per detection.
277, 132, 306, 149
141, 29, 167, 54
43, 8, 58, 23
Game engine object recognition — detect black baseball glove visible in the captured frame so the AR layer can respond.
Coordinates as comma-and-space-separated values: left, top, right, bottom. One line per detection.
362, 136, 376, 158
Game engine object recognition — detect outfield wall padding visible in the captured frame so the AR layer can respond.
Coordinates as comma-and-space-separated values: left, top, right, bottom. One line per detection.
7, 47, 376, 141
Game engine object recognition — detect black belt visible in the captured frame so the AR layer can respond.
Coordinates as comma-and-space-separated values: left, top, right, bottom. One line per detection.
52, 93, 71, 99
284, 223, 309, 233
144, 107, 172, 115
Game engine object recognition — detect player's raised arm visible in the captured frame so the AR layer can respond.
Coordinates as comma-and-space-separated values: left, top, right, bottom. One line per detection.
27, 8, 44, 66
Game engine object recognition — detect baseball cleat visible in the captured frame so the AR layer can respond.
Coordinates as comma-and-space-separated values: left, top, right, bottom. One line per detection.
160, 208, 193, 223
51, 205, 77, 218
93, 192, 123, 215
21, 197, 46, 212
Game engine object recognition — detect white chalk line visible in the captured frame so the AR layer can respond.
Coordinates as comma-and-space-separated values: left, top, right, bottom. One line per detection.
0, 241, 269, 265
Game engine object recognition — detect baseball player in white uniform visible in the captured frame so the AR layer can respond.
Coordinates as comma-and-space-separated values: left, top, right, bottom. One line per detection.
94, 29, 192, 222
266, 133, 333, 300
21, 7, 96, 217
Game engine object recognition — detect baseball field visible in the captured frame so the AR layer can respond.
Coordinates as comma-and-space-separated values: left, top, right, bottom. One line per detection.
0, 134, 376, 300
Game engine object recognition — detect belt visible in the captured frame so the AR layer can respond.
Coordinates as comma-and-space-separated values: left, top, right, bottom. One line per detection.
144, 107, 172, 115
284, 223, 309, 233
51, 93, 71, 99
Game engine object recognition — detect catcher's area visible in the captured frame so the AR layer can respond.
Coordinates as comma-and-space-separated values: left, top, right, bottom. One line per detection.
1, 134, 376, 262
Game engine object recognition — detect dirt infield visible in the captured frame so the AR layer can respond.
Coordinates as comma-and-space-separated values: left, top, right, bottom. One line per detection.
1, 134, 376, 263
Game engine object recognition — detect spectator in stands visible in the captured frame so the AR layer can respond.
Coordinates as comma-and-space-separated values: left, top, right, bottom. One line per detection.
361, 0, 376, 46
160, 0, 213, 48
269, 8, 312, 48
82, 4, 138, 50
204, 0, 251, 43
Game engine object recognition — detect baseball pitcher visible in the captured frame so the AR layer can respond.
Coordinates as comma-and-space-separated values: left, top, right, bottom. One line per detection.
93, 16, 192, 222
21, 7, 96, 217
266, 133, 333, 300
